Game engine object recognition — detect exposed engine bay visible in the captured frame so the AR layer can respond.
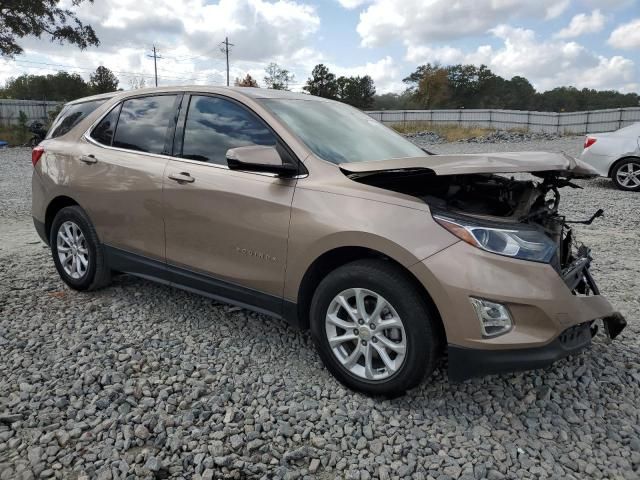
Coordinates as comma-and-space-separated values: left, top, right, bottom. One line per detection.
346, 168, 601, 294
342, 151, 628, 340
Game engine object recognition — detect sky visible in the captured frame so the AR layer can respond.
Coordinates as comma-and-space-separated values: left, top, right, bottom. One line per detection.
1, 0, 639, 95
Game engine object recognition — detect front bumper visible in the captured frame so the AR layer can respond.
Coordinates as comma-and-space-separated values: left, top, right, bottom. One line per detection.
409, 241, 626, 380
448, 313, 626, 381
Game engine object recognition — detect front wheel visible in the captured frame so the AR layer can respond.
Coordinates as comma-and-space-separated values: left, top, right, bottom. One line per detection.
310, 259, 440, 396
611, 159, 640, 191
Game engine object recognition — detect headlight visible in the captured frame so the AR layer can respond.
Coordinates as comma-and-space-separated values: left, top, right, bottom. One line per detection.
433, 214, 556, 263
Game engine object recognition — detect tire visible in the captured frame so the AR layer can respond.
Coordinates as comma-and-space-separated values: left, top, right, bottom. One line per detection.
50, 206, 111, 291
310, 259, 440, 396
611, 158, 640, 192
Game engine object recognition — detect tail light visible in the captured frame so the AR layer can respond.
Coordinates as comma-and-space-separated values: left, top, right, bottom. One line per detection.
584, 137, 597, 149
32, 146, 44, 166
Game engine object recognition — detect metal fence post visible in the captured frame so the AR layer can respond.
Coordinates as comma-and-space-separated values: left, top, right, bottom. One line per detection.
618, 108, 623, 129
488, 110, 492, 129
556, 112, 561, 134
585, 110, 590, 134
526, 111, 530, 132
403, 110, 407, 127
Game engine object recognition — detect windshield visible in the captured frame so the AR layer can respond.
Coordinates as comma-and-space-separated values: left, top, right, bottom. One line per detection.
261, 99, 426, 164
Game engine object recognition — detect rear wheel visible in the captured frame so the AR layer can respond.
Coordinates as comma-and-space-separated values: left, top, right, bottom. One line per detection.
310, 259, 440, 396
611, 159, 640, 191
50, 206, 111, 291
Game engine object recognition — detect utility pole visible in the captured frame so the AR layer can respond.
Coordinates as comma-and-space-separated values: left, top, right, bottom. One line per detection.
220, 37, 234, 86
146, 45, 162, 86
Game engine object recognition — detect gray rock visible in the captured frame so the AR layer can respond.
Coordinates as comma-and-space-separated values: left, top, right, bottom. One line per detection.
143, 456, 162, 472
309, 459, 320, 473
0, 141, 638, 480
133, 425, 149, 440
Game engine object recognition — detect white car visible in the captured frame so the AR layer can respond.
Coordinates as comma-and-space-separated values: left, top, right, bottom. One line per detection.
580, 123, 640, 191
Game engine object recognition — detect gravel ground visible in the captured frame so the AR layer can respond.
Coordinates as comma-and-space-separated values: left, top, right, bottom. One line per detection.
0, 142, 638, 480
404, 129, 563, 146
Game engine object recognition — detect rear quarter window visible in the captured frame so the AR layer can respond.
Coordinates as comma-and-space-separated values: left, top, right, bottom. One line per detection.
46, 99, 109, 139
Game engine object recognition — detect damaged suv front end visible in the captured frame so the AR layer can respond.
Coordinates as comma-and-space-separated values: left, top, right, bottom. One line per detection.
341, 151, 627, 381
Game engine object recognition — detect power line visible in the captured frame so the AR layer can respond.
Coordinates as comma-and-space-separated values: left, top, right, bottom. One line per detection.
219, 37, 234, 87
4, 59, 221, 84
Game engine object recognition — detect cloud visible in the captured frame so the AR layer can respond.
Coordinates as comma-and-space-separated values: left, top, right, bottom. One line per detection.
406, 25, 637, 92
555, 10, 606, 38
336, 0, 371, 8
356, 0, 571, 47
327, 56, 401, 93
608, 18, 640, 49
2, 0, 321, 89
546, 0, 571, 20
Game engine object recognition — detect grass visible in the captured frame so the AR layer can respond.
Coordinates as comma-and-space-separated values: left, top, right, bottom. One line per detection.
391, 121, 494, 141
0, 125, 31, 146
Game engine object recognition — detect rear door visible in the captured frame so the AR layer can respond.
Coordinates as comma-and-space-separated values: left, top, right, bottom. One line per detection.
162, 94, 297, 314
78, 93, 180, 261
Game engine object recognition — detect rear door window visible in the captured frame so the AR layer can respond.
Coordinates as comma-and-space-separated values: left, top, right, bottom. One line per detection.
112, 95, 178, 154
180, 95, 276, 165
47, 99, 108, 139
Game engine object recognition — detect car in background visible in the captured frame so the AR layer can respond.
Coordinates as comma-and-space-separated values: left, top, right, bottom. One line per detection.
581, 123, 640, 191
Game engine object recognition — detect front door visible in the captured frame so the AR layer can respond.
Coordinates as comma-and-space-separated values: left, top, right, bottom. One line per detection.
163, 94, 296, 314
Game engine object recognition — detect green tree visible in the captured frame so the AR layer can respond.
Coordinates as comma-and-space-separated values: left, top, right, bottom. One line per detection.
502, 76, 535, 110
371, 92, 419, 110
264, 63, 294, 90
415, 67, 450, 108
303, 64, 338, 99
0, 0, 99, 57
234, 74, 259, 87
89, 66, 119, 94
335, 75, 376, 109
403, 62, 640, 111
0, 72, 90, 100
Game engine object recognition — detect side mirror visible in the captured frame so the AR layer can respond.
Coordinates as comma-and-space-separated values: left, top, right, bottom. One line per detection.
226, 145, 298, 176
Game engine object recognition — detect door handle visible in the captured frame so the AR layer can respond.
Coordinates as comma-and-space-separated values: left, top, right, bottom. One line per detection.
80, 154, 97, 164
168, 172, 195, 183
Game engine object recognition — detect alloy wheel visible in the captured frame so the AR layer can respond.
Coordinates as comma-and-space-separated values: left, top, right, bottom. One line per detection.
616, 162, 640, 188
56, 221, 89, 279
325, 288, 406, 381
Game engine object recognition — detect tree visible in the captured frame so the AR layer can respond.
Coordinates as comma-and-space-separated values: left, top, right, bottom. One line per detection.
303, 64, 337, 99
502, 76, 535, 110
89, 66, 119, 94
370, 92, 418, 110
334, 75, 376, 109
0, 72, 90, 100
234, 74, 259, 87
415, 67, 450, 108
264, 63, 294, 90
128, 77, 147, 90
0, 0, 99, 57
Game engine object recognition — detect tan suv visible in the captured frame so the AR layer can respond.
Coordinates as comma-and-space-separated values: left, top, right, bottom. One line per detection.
32, 87, 626, 395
